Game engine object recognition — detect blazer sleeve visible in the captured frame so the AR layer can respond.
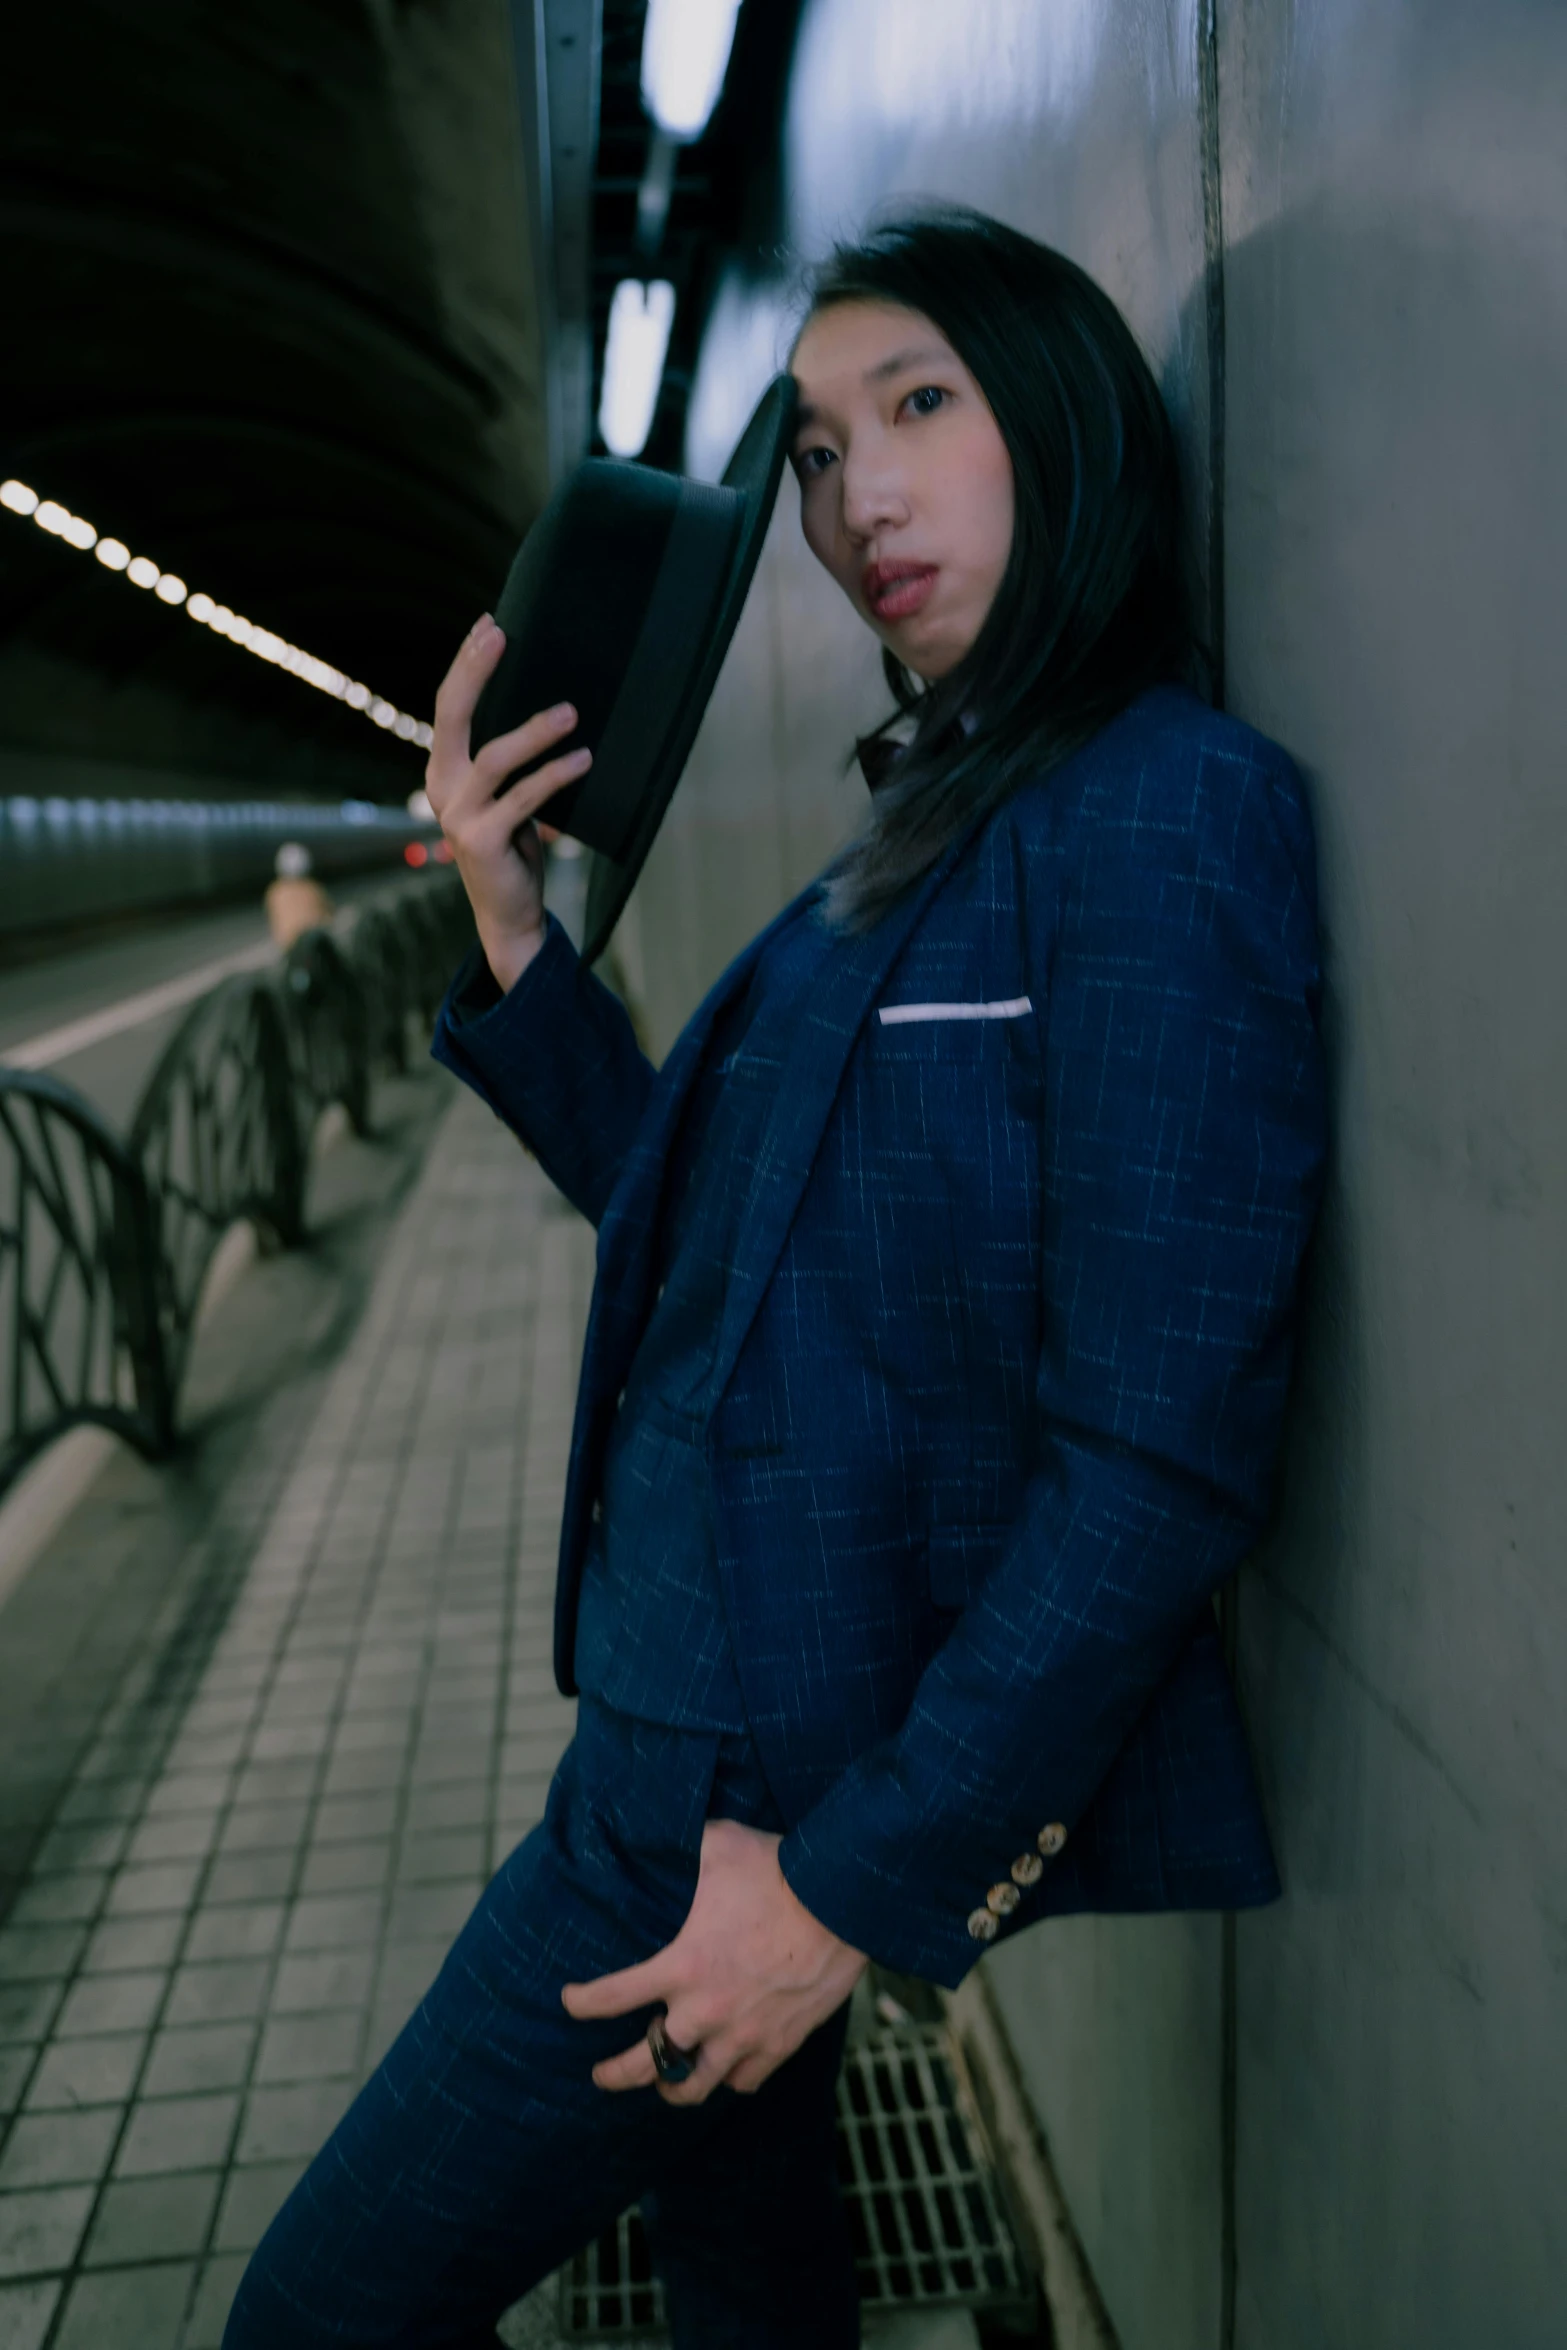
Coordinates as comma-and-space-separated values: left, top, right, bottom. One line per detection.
429, 913, 655, 1227
776, 741, 1327, 1986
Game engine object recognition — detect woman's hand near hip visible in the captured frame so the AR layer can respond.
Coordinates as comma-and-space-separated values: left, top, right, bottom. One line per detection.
423, 614, 593, 993
561, 1817, 868, 2103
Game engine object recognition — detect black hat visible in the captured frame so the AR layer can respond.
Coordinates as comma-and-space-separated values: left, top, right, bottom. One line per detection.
470, 373, 798, 963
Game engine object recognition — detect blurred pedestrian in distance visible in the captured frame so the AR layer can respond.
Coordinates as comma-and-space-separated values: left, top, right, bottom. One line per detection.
264, 840, 333, 948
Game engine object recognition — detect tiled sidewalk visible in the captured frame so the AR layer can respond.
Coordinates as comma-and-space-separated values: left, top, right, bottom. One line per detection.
0, 1087, 595, 2348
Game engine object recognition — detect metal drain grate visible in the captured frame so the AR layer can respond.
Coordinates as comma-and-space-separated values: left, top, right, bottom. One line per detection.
558, 2207, 663, 2341
838, 2022, 1028, 2311
558, 2021, 1030, 2338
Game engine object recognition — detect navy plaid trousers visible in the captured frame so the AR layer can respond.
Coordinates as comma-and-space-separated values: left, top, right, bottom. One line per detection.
223, 1702, 857, 2348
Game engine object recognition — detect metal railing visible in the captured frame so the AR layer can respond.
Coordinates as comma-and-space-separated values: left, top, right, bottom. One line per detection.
0, 872, 473, 1496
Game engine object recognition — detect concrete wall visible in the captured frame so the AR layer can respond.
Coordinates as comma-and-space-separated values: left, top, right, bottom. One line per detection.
618, 2, 1567, 2343
1219, 5, 1567, 2344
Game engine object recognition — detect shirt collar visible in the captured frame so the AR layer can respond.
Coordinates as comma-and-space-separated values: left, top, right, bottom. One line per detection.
856, 706, 978, 793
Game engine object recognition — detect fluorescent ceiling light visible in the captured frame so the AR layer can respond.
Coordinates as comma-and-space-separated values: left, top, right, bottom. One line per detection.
641, 0, 743, 140
0, 477, 433, 751
599, 279, 676, 457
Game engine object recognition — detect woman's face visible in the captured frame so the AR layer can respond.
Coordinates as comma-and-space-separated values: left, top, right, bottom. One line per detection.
788, 300, 1014, 681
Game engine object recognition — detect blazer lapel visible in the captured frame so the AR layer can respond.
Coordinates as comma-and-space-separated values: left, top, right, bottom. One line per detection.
705, 823, 987, 1411
585, 879, 824, 1377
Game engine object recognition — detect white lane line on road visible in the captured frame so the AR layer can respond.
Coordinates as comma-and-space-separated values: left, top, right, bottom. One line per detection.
1, 938, 279, 1070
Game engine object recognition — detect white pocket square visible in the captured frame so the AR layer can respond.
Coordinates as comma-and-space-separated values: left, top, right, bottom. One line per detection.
877, 997, 1032, 1026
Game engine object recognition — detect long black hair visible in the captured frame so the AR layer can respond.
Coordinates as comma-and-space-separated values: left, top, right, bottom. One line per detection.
791, 206, 1200, 932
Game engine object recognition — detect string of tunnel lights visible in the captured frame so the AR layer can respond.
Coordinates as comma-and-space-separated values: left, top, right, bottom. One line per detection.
0, 478, 433, 753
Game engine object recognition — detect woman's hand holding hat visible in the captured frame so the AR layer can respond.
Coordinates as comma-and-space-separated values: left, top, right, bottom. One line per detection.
424, 616, 593, 993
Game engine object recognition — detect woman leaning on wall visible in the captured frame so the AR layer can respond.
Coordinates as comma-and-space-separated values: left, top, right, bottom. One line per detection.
225, 208, 1327, 2350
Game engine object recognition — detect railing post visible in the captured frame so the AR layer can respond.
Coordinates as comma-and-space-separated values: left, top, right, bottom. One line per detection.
111, 1151, 176, 1454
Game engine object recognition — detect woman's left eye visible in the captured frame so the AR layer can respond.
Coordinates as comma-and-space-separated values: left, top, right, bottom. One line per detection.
903, 385, 946, 418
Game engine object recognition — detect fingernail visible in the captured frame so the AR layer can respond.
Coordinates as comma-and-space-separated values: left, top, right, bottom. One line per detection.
553, 701, 576, 723
569, 748, 592, 770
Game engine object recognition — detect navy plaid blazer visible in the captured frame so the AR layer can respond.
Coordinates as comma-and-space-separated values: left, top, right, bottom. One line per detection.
432, 686, 1326, 1987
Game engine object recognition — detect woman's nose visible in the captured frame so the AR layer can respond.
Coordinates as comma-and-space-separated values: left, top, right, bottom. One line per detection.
839, 452, 909, 542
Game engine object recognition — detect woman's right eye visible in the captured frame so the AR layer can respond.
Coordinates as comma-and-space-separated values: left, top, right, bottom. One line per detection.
795, 445, 836, 479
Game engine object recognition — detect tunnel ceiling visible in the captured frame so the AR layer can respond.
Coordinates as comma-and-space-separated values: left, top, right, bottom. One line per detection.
0, 0, 549, 800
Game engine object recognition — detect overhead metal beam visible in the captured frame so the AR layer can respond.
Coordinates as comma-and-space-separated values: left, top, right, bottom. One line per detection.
510, 1, 602, 484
